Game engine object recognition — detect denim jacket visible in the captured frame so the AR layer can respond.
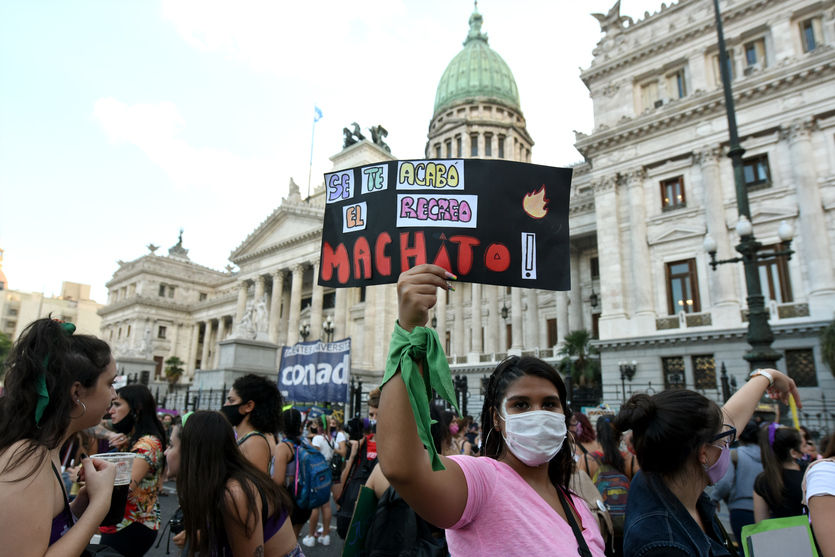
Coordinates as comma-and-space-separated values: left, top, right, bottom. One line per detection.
624, 471, 733, 557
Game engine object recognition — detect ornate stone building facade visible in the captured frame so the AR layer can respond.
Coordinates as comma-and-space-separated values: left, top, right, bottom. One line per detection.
571, 0, 835, 403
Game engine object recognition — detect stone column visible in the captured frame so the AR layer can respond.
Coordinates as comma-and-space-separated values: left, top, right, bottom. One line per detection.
625, 169, 656, 333
783, 120, 835, 317
435, 286, 447, 353
453, 285, 465, 356
487, 286, 499, 354
568, 250, 584, 332
593, 176, 626, 339
697, 147, 739, 322
213, 318, 227, 368
235, 281, 248, 324
362, 287, 377, 366
168, 322, 180, 359
525, 289, 539, 349
470, 283, 483, 358
511, 287, 523, 350
281, 287, 291, 345
309, 259, 323, 342
556, 292, 569, 348
334, 289, 348, 342
268, 271, 285, 344
287, 264, 304, 346
188, 323, 200, 375
254, 275, 266, 302
200, 320, 214, 370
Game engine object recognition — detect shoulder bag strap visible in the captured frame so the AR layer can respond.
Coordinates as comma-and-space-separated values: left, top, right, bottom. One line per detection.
557, 486, 593, 557
713, 514, 739, 557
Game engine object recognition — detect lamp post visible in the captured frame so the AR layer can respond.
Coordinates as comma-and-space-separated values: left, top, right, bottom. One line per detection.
588, 283, 599, 310
323, 315, 334, 343
299, 321, 310, 342
704, 0, 795, 372
619, 361, 636, 402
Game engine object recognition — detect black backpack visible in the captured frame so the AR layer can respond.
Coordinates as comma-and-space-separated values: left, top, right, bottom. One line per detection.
365, 486, 448, 557
335, 441, 377, 539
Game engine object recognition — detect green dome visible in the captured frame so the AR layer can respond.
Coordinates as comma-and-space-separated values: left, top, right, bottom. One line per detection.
433, 9, 521, 116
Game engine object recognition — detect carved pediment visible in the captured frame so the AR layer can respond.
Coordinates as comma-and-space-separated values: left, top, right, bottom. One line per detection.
647, 224, 705, 245
746, 206, 798, 226
230, 203, 324, 262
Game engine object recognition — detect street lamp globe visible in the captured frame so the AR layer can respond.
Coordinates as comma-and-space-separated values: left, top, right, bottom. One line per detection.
736, 215, 753, 237
778, 220, 794, 243
703, 234, 718, 254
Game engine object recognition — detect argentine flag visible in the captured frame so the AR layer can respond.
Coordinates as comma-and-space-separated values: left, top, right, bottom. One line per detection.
314, 105, 323, 123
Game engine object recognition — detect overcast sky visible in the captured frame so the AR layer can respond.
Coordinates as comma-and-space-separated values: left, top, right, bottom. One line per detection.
1, 0, 669, 302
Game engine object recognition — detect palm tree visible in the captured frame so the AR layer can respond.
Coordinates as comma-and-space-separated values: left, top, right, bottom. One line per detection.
557, 329, 600, 386
164, 356, 185, 385
822, 318, 835, 380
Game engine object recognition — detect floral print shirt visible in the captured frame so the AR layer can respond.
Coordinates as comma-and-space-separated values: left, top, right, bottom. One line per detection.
100, 435, 163, 533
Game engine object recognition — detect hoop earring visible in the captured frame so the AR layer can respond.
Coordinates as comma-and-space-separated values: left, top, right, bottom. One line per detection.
70, 400, 86, 419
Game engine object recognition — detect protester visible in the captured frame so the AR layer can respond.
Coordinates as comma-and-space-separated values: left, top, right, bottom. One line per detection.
451, 416, 473, 456
169, 411, 302, 557
335, 416, 378, 539
324, 413, 348, 499
571, 412, 600, 479
593, 415, 635, 557
803, 434, 835, 555
377, 265, 606, 556
614, 367, 800, 556
300, 415, 339, 548
222, 374, 282, 475
753, 423, 807, 520
100, 384, 167, 556
165, 417, 188, 552
709, 420, 762, 543
800, 425, 820, 461
368, 387, 380, 424
0, 318, 118, 556
274, 408, 313, 538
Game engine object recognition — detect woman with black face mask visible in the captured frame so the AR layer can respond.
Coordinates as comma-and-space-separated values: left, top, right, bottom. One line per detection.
101, 384, 167, 556
221, 374, 282, 476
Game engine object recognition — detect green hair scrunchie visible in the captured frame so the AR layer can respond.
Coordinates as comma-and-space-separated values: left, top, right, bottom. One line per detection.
36, 321, 77, 427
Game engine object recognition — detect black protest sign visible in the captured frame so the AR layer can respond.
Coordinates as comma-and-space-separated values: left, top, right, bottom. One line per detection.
318, 159, 572, 291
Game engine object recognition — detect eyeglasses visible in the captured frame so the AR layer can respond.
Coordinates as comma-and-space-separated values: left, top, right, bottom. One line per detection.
709, 424, 737, 447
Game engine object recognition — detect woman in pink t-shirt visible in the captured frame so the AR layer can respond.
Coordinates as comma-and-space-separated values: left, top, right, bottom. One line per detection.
378, 265, 606, 556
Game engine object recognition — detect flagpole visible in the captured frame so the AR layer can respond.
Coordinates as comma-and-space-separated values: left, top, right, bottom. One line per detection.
307, 107, 317, 201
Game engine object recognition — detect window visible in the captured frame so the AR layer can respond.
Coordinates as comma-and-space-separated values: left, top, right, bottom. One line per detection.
800, 18, 823, 53
660, 176, 686, 210
547, 318, 557, 347
154, 356, 164, 379
667, 69, 687, 99
758, 244, 793, 304
743, 154, 771, 189
445, 331, 451, 354
470, 134, 479, 157
159, 284, 166, 297
785, 348, 817, 387
484, 134, 492, 157
641, 81, 659, 110
323, 292, 336, 309
435, 144, 441, 158
168, 286, 175, 298
199, 292, 208, 302
498, 135, 505, 159
127, 325, 131, 337
0, 281, 4, 290
692, 355, 716, 390
506, 324, 512, 350
8, 309, 17, 316
711, 51, 735, 85
666, 259, 700, 314
456, 136, 462, 157
157, 326, 167, 339
662, 356, 686, 389
592, 313, 600, 339
744, 38, 767, 70
445, 140, 452, 158
359, 286, 366, 303
590, 257, 600, 280
117, 327, 122, 339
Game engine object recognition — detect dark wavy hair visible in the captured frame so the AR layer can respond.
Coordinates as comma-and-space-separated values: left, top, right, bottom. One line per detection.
596, 415, 625, 474
481, 356, 573, 490
757, 424, 802, 510
115, 384, 167, 454
282, 408, 303, 446
178, 411, 292, 557
232, 374, 283, 436
614, 390, 722, 481
0, 317, 111, 480
573, 411, 596, 443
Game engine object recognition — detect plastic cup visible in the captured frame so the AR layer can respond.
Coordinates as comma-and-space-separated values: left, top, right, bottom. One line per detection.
91, 452, 134, 526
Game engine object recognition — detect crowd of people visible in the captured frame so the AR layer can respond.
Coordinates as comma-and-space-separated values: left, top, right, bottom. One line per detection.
1, 266, 834, 557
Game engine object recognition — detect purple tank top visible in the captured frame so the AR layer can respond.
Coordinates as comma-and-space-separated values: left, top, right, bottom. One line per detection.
49, 463, 75, 545
217, 486, 288, 555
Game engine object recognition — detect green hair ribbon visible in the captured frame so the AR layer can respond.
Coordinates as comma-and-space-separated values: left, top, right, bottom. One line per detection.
35, 321, 76, 427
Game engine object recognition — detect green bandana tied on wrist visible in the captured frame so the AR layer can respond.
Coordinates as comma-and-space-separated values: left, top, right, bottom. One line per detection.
36, 321, 77, 427
382, 321, 459, 471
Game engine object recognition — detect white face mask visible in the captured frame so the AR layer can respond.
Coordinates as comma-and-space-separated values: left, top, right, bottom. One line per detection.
499, 400, 567, 467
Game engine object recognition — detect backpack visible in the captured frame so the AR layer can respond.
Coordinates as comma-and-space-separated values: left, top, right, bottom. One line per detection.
292, 440, 332, 510
325, 434, 345, 480
593, 463, 630, 536
336, 440, 378, 539
364, 486, 448, 557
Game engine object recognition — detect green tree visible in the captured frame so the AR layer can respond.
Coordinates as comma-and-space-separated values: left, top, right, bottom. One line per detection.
822, 318, 835, 380
557, 329, 600, 386
0, 331, 11, 383
164, 356, 185, 385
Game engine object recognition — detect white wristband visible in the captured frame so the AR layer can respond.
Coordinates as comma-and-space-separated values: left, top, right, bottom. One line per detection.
749, 368, 774, 388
